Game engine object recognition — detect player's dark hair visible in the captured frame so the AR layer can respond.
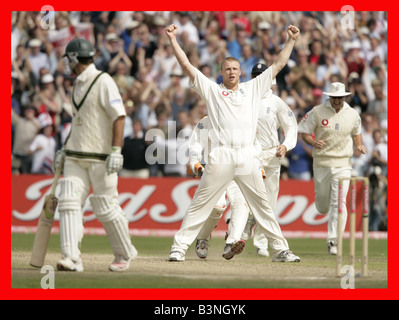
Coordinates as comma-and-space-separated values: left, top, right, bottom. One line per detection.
78, 57, 94, 65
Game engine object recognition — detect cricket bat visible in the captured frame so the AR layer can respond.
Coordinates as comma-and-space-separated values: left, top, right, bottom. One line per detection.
29, 161, 63, 268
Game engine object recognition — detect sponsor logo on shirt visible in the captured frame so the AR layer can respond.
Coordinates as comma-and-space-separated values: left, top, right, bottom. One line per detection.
321, 119, 331, 128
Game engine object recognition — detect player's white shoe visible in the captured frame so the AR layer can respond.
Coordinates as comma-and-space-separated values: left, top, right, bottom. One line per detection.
256, 248, 270, 257
109, 246, 138, 272
57, 256, 84, 272
222, 240, 245, 260
168, 251, 185, 262
328, 241, 337, 255
272, 250, 300, 262
195, 239, 209, 259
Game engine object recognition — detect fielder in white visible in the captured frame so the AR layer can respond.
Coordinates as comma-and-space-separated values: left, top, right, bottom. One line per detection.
165, 23, 301, 263
194, 63, 298, 259
298, 82, 367, 254
53, 38, 137, 272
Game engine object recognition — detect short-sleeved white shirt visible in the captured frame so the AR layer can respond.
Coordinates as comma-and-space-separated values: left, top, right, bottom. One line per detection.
257, 90, 298, 151
191, 67, 273, 148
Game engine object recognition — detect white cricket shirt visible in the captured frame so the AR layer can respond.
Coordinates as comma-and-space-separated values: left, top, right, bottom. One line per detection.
298, 100, 362, 167
191, 67, 273, 148
257, 90, 298, 151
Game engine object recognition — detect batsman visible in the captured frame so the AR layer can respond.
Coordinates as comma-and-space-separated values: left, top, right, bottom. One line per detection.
53, 38, 137, 272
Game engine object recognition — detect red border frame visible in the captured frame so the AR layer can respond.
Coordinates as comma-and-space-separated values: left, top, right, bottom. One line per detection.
6, 1, 396, 300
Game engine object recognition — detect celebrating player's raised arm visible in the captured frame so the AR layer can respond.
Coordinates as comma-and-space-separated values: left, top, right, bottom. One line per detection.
271, 25, 299, 79
165, 24, 196, 82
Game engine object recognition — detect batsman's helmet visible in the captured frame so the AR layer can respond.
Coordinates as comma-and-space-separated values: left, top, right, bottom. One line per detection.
251, 63, 268, 78
63, 38, 95, 65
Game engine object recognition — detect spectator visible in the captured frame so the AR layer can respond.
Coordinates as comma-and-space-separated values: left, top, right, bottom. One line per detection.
47, 12, 76, 53
240, 44, 258, 82
316, 49, 348, 93
368, 165, 387, 231
225, 12, 251, 60
368, 79, 387, 123
72, 11, 95, 43
308, 39, 325, 66
107, 38, 133, 75
33, 74, 60, 133
128, 23, 158, 77
112, 61, 136, 94
163, 69, 191, 120
152, 42, 178, 91
370, 128, 387, 176
288, 49, 318, 98
346, 72, 369, 114
29, 113, 56, 174
11, 106, 40, 173
12, 45, 30, 94
361, 113, 377, 165
352, 144, 369, 177
344, 40, 366, 77
173, 12, 200, 45
27, 39, 51, 82
120, 119, 150, 178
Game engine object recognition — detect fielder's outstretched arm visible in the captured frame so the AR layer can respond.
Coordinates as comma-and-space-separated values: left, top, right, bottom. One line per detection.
271, 25, 299, 79
165, 24, 197, 82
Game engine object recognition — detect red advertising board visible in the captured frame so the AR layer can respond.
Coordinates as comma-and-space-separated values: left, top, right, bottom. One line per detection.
11, 174, 376, 239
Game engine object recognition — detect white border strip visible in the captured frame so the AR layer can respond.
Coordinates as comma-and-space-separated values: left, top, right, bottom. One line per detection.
11, 226, 387, 239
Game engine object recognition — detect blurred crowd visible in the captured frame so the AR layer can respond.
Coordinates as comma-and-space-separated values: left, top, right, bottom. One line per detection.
11, 11, 387, 230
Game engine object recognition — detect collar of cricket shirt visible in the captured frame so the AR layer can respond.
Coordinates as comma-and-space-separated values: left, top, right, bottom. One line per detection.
220, 82, 242, 93
76, 64, 97, 82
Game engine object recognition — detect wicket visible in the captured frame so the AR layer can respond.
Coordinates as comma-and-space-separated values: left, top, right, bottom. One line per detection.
337, 177, 369, 277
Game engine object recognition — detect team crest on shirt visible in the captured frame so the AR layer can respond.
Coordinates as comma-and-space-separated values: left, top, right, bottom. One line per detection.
222, 91, 229, 96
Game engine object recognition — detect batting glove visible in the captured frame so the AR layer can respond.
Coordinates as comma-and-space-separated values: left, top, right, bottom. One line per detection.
187, 161, 204, 177
52, 148, 65, 174
106, 146, 124, 174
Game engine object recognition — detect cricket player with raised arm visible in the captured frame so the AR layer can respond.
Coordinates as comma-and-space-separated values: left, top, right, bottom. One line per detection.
165, 23, 301, 262
194, 64, 299, 259
52, 38, 137, 272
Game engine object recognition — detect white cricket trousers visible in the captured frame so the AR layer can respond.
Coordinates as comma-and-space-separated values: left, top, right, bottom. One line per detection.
171, 146, 289, 254
313, 166, 352, 243
253, 156, 282, 250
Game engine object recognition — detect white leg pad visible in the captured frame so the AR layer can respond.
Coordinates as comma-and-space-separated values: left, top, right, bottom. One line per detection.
90, 195, 136, 259
58, 178, 84, 261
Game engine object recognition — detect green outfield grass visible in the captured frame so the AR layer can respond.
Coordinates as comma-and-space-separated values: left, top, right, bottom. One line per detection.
11, 233, 388, 289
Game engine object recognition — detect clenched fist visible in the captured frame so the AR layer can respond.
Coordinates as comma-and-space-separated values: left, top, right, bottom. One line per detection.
287, 25, 300, 41
165, 24, 178, 39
